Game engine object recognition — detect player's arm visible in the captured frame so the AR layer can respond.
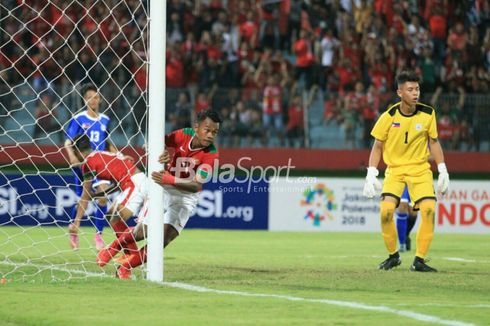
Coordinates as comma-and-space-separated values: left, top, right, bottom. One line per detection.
368, 139, 383, 168
363, 139, 384, 198
429, 137, 445, 166
151, 150, 203, 193
429, 137, 449, 194
151, 171, 202, 193
64, 117, 82, 167
428, 108, 449, 194
64, 139, 81, 167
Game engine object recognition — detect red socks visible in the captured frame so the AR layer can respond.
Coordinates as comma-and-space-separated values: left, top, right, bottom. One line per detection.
111, 219, 127, 237
122, 245, 147, 269
110, 220, 138, 254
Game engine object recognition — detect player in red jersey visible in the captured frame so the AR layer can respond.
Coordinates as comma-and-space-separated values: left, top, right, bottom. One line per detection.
97, 109, 222, 279
68, 134, 147, 261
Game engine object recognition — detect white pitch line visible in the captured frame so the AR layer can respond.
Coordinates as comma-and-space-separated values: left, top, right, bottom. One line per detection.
0, 261, 477, 326
442, 257, 490, 264
392, 303, 490, 309
162, 282, 475, 326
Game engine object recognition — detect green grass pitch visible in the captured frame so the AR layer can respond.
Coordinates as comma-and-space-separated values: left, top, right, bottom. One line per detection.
0, 227, 489, 325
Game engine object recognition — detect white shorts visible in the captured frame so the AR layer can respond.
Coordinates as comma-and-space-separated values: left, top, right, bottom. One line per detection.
114, 172, 148, 216
139, 187, 198, 234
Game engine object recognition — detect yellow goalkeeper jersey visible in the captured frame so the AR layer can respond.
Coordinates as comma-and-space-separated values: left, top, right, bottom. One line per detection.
371, 101, 438, 175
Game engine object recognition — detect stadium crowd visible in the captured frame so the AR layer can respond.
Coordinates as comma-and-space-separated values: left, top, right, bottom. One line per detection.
0, 0, 490, 150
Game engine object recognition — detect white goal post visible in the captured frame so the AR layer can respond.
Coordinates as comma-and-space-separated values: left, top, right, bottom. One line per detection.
146, 0, 166, 283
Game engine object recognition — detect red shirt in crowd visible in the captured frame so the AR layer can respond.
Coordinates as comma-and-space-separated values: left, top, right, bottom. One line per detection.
294, 38, 314, 67
262, 85, 282, 115
287, 105, 304, 130
166, 53, 185, 88
438, 116, 454, 140
429, 15, 447, 38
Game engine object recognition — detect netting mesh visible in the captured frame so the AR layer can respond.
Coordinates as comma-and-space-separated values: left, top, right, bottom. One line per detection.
0, 0, 150, 281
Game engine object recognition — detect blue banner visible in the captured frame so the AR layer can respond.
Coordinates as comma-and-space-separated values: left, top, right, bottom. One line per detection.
0, 173, 74, 226
0, 174, 269, 230
187, 180, 269, 230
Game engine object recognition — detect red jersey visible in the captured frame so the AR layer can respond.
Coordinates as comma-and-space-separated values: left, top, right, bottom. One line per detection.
165, 128, 219, 180
287, 105, 304, 130
262, 85, 282, 114
82, 151, 136, 189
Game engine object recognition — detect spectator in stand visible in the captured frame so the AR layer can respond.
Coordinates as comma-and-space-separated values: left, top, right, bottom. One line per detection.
286, 86, 318, 147
261, 73, 287, 146
258, 0, 281, 50
168, 12, 185, 44
238, 11, 258, 49
33, 94, 62, 144
286, 94, 305, 147
172, 92, 193, 130
195, 89, 213, 114
428, 6, 448, 65
418, 46, 438, 92
293, 29, 316, 91
352, 0, 373, 35
447, 22, 468, 57
0, 59, 12, 130
166, 45, 185, 89
248, 107, 265, 147
362, 85, 380, 149
437, 111, 455, 150
316, 28, 340, 91
323, 92, 342, 125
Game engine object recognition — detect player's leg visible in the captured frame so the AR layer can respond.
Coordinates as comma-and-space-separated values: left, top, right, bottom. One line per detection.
406, 205, 418, 251
378, 172, 405, 270
98, 177, 147, 264
116, 202, 192, 279
396, 187, 410, 252
93, 180, 110, 250
68, 167, 83, 250
407, 172, 438, 272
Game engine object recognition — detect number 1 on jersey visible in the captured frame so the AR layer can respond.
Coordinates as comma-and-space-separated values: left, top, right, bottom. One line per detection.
404, 132, 408, 144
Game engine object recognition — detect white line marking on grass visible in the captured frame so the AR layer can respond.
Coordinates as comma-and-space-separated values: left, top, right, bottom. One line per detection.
443, 257, 490, 264
392, 303, 490, 309
1, 261, 477, 326
162, 282, 475, 326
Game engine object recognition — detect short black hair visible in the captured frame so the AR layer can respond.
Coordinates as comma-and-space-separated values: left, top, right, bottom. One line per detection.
197, 109, 223, 124
396, 70, 420, 87
81, 84, 97, 97
73, 134, 92, 153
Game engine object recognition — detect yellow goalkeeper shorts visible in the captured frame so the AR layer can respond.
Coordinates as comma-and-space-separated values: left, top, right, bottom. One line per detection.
382, 168, 436, 209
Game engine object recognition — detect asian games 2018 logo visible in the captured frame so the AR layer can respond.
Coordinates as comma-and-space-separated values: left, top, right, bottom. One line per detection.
300, 183, 337, 226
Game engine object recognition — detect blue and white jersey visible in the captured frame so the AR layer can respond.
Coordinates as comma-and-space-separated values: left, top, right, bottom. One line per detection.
65, 110, 111, 150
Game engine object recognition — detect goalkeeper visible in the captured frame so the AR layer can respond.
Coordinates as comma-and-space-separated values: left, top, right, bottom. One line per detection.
363, 70, 449, 273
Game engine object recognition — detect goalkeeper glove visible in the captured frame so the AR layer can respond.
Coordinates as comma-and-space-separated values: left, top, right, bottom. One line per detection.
437, 163, 450, 194
363, 167, 382, 198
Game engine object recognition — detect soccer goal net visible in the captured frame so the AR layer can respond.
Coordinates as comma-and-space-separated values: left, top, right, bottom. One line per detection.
0, 0, 163, 282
